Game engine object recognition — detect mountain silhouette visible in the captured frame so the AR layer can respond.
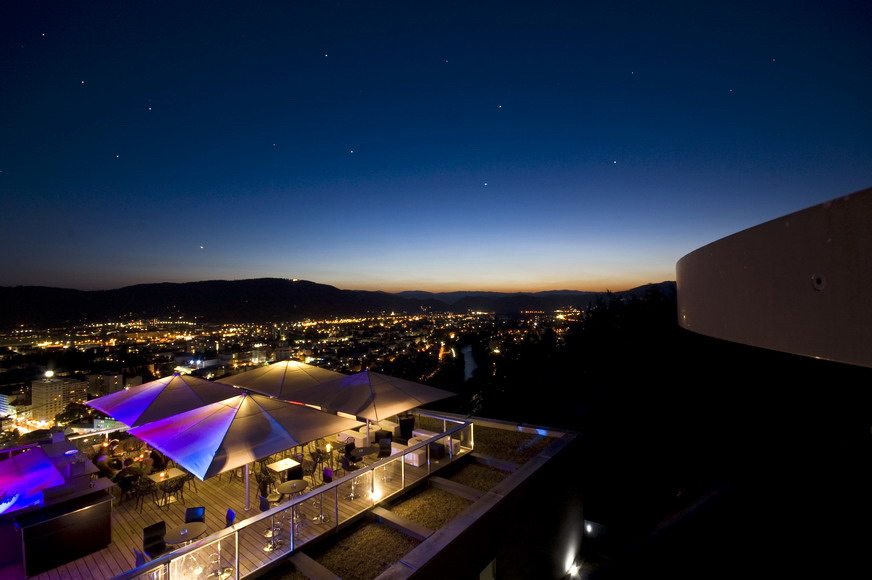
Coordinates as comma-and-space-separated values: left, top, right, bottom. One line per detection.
0, 278, 675, 327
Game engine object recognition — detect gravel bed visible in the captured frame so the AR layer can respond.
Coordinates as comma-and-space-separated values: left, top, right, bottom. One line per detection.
471, 425, 555, 464
389, 486, 473, 530
288, 522, 420, 580
447, 462, 509, 492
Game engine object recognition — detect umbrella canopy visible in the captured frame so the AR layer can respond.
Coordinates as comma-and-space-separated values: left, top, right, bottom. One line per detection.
0, 447, 65, 515
288, 369, 454, 422
128, 393, 363, 480
216, 360, 344, 401
85, 372, 242, 427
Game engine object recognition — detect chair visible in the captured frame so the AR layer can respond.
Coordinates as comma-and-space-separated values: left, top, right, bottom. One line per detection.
322, 467, 333, 483
225, 508, 236, 528
132, 548, 147, 567
158, 478, 185, 509
116, 474, 138, 504
340, 455, 359, 474
185, 506, 206, 524
181, 471, 198, 493
399, 415, 415, 440
344, 439, 362, 466
258, 494, 282, 540
143, 521, 168, 559
378, 436, 392, 459
133, 477, 158, 512
377, 436, 393, 482
341, 456, 362, 500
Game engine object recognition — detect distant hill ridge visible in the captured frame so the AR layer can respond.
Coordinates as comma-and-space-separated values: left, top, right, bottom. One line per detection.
0, 278, 676, 327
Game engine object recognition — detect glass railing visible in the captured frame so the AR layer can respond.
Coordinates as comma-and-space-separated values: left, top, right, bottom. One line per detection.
115, 412, 473, 580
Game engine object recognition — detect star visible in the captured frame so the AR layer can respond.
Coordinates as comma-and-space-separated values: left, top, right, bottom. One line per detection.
613, 160, 617, 164
498, 105, 502, 108
81, 80, 85, 84
324, 54, 328, 57
484, 182, 488, 186
115, 155, 120, 158
200, 245, 204, 249
148, 107, 152, 111
350, 150, 354, 153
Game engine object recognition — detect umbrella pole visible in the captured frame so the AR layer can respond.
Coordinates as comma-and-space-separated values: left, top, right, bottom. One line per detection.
244, 464, 250, 511
366, 419, 370, 446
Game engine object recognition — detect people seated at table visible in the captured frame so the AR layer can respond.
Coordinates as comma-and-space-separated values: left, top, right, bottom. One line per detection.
107, 439, 123, 457
93, 455, 118, 479
114, 458, 145, 481
149, 448, 167, 472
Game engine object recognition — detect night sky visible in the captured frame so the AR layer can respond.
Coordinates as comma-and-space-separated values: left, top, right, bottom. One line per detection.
2, 1, 870, 292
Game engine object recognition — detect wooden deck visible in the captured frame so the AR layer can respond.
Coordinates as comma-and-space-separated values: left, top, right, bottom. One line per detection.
3, 450, 459, 580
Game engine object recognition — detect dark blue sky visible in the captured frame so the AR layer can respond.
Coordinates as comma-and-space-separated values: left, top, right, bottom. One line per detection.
2, 1, 870, 291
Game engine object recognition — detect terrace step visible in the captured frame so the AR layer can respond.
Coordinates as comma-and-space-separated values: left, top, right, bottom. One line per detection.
428, 476, 484, 502
371, 506, 433, 541
471, 452, 520, 473
288, 552, 341, 580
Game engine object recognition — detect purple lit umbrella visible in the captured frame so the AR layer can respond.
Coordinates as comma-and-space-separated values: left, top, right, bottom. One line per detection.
85, 372, 242, 427
128, 392, 363, 480
0, 447, 65, 515
216, 360, 344, 401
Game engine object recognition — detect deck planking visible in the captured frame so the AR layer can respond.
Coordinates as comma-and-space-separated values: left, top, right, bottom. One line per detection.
4, 449, 465, 580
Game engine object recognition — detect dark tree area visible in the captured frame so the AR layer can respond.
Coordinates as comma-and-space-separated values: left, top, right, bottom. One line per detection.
424, 287, 871, 578
54, 402, 93, 426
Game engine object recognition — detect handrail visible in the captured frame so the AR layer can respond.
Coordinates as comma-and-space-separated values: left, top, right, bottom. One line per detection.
113, 415, 473, 580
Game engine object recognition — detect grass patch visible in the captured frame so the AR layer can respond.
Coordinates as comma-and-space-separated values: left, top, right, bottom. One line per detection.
447, 462, 509, 492
293, 522, 420, 580
471, 424, 556, 464
389, 486, 473, 530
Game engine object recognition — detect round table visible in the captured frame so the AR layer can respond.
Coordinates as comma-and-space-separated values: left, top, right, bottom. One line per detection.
276, 479, 308, 496
164, 521, 207, 545
276, 479, 309, 530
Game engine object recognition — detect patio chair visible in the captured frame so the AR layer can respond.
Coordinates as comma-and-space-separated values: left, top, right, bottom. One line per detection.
143, 521, 169, 559
399, 414, 415, 440
225, 508, 236, 528
133, 477, 159, 512
181, 471, 198, 493
377, 436, 392, 459
158, 478, 185, 509
339, 455, 359, 475
185, 506, 206, 524
377, 436, 393, 482
344, 438, 362, 466
258, 494, 282, 540
116, 474, 139, 504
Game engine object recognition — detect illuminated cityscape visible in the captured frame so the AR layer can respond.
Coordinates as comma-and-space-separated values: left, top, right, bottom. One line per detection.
0, 307, 583, 435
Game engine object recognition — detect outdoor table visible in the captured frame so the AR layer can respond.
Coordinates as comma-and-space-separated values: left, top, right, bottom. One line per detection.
276, 479, 308, 528
164, 521, 207, 545
276, 478, 308, 496
148, 467, 185, 483
266, 457, 301, 482
350, 445, 378, 465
